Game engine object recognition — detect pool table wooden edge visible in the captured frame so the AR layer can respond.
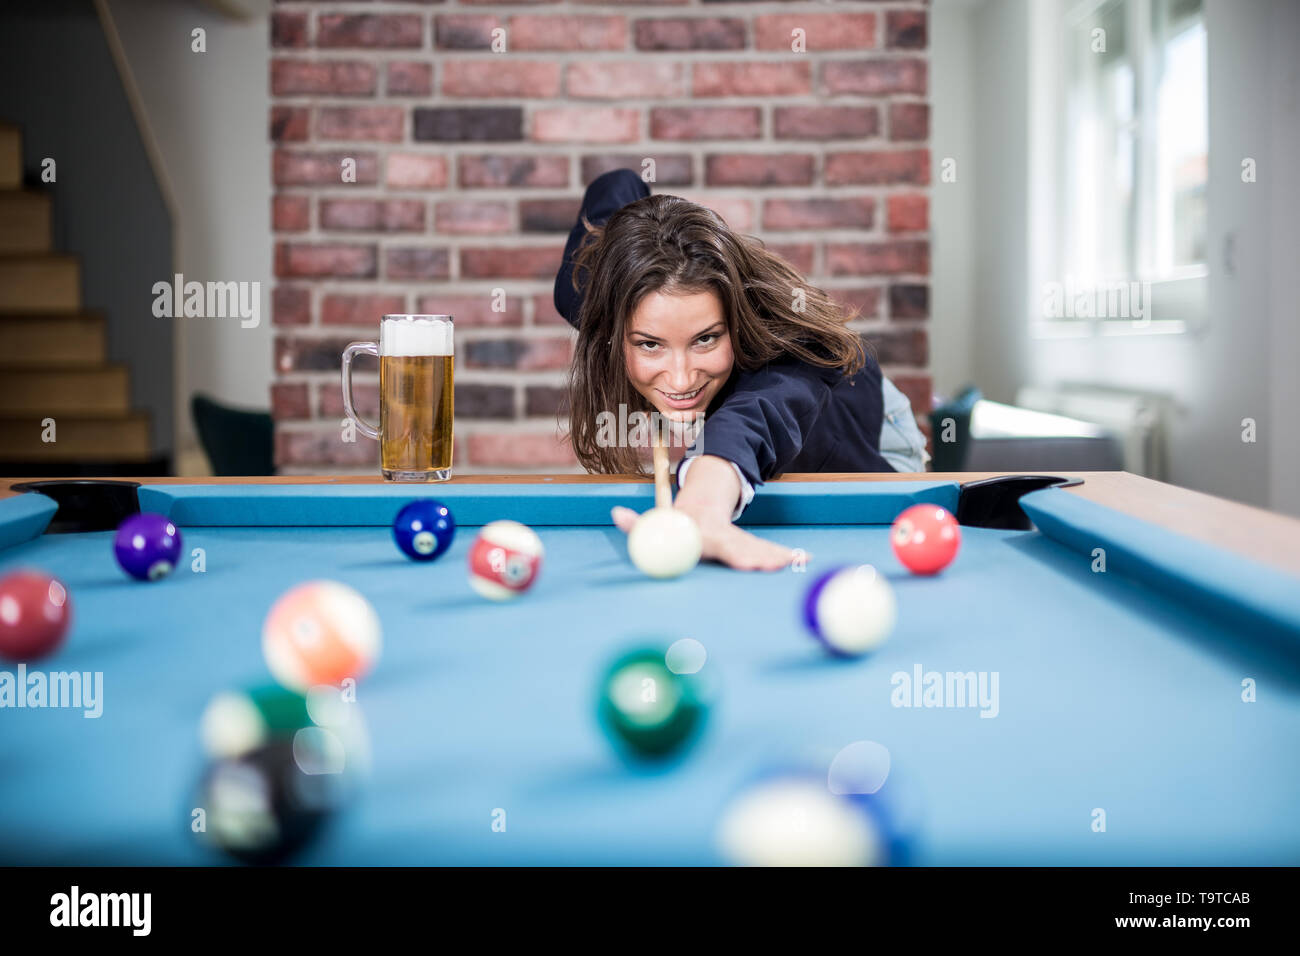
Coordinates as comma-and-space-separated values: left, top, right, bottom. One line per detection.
3, 471, 1299, 576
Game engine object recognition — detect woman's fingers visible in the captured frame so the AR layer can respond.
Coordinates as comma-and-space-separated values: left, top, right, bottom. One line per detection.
610, 505, 640, 534
611, 505, 805, 573
709, 525, 799, 572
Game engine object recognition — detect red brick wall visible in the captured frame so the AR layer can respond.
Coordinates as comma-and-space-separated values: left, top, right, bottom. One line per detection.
270, 1, 931, 475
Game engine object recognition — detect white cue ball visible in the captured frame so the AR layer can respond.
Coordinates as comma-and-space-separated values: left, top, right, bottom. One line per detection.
811, 566, 897, 655
627, 507, 703, 579
716, 777, 885, 867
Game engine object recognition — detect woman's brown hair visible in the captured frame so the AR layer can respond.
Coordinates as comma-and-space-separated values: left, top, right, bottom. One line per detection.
566, 192, 866, 475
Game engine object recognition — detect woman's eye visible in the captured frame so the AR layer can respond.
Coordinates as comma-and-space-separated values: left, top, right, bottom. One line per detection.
636, 341, 660, 353
695, 334, 718, 346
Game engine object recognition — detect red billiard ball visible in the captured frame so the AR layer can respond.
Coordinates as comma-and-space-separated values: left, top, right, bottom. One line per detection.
467, 520, 544, 601
0, 570, 72, 662
891, 505, 961, 575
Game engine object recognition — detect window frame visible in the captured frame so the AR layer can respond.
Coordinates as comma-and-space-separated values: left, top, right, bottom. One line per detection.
1039, 0, 1209, 339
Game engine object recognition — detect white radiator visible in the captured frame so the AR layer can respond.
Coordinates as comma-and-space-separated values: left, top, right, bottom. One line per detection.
1014, 384, 1171, 480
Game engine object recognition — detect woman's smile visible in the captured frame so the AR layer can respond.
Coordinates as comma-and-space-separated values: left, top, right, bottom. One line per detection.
658, 385, 705, 408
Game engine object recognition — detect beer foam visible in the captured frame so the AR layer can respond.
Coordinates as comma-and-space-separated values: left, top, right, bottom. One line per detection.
382, 315, 453, 356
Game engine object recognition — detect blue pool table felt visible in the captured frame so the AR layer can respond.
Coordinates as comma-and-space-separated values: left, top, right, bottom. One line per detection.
1, 480, 1298, 865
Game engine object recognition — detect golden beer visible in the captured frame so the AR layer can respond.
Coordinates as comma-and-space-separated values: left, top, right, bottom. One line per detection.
342, 314, 455, 481
380, 353, 454, 480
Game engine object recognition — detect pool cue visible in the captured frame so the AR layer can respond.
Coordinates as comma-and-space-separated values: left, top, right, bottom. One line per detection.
652, 435, 671, 510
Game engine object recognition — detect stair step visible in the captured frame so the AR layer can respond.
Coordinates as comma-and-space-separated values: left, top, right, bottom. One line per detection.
0, 190, 52, 254
0, 125, 19, 190
0, 255, 80, 312
0, 412, 151, 462
0, 365, 129, 414
0, 313, 106, 365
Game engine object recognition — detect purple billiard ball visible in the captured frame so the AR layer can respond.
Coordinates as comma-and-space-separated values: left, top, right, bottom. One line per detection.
114, 512, 183, 581
802, 565, 896, 656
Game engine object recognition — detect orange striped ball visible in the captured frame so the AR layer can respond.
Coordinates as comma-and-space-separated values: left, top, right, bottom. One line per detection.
262, 581, 381, 691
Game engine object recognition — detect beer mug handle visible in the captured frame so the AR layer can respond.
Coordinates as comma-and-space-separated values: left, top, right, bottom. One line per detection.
341, 341, 381, 441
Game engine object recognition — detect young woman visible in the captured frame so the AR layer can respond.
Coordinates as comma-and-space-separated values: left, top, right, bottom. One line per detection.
554, 169, 929, 571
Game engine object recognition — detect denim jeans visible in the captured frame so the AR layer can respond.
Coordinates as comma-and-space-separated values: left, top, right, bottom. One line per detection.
879, 376, 931, 473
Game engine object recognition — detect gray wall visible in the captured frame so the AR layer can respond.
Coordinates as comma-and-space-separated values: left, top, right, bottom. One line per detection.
929, 0, 978, 403
1264, 0, 1300, 517
106, 0, 274, 472
931, 0, 1299, 515
0, 0, 174, 457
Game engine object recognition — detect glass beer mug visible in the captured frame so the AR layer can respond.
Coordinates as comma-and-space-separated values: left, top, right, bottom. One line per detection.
341, 314, 454, 482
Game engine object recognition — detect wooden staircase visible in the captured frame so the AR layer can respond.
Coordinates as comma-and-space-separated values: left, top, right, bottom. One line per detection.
0, 122, 153, 470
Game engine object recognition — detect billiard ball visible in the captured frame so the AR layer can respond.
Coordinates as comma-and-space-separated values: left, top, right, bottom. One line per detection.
627, 507, 702, 579
195, 737, 343, 865
467, 520, 544, 601
200, 684, 373, 777
716, 772, 890, 867
597, 647, 708, 760
262, 581, 382, 692
114, 512, 182, 581
393, 499, 455, 562
201, 684, 313, 758
891, 504, 961, 575
0, 569, 72, 662
803, 565, 896, 656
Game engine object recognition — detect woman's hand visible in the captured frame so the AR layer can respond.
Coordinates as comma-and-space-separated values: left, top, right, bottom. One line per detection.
611, 505, 796, 571
611, 454, 800, 572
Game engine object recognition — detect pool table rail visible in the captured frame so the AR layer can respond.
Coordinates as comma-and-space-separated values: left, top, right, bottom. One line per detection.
2, 471, 1299, 576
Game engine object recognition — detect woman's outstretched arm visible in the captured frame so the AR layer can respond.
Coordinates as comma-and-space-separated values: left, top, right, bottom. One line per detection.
611, 454, 797, 571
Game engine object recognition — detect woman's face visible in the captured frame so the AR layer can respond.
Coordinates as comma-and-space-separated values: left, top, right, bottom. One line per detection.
623, 288, 734, 422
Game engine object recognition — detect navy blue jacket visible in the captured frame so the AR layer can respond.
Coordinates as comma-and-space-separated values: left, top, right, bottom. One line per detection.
555, 169, 894, 488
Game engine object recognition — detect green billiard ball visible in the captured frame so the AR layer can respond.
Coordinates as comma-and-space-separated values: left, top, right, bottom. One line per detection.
200, 684, 313, 759
199, 684, 371, 777
597, 648, 708, 760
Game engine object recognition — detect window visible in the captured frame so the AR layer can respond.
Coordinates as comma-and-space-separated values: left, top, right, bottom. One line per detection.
1055, 0, 1207, 328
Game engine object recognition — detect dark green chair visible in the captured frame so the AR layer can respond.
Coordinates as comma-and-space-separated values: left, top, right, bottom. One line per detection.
928, 385, 982, 472
191, 394, 275, 476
